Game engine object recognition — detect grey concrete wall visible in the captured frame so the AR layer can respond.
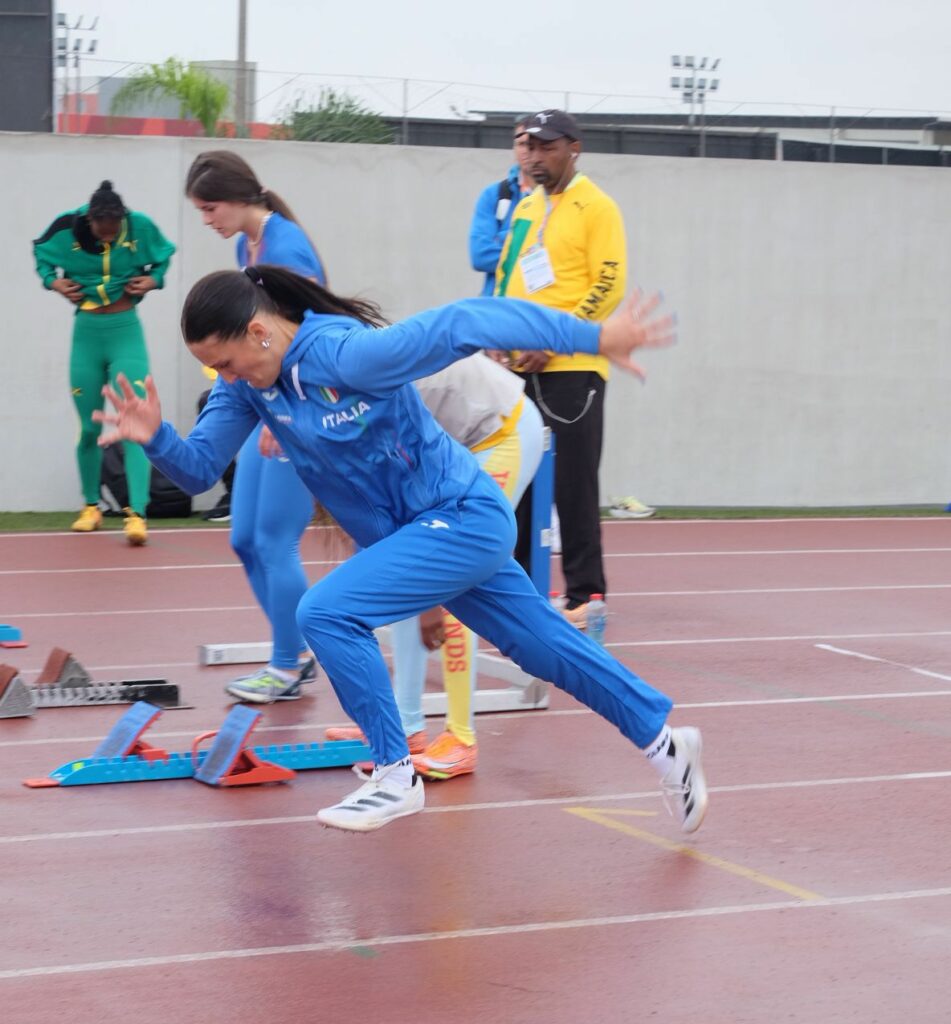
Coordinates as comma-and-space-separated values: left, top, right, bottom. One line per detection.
2, 130, 949, 512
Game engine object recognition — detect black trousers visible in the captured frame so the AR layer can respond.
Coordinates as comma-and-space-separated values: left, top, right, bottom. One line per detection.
514, 371, 606, 607
197, 389, 236, 499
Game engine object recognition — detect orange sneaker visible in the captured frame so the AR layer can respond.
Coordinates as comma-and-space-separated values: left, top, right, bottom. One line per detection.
412, 730, 478, 780
324, 725, 428, 755
71, 505, 102, 533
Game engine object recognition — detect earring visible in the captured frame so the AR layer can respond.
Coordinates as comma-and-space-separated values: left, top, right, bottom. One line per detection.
261, 337, 271, 349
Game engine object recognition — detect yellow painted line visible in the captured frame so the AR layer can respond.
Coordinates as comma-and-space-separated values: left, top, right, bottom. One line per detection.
565, 807, 822, 902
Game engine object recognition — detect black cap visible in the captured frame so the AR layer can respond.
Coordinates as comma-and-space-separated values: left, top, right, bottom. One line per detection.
519, 109, 581, 142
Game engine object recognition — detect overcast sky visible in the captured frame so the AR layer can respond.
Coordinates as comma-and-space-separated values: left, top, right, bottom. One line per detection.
67, 0, 951, 122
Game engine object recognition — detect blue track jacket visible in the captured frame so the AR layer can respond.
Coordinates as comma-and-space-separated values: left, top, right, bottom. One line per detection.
468, 165, 528, 297
145, 298, 600, 549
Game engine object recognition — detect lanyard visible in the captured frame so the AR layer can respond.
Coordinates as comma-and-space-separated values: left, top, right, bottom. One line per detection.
534, 172, 581, 247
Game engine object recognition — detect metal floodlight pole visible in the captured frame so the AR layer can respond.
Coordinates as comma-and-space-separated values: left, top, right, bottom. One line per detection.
235, 0, 248, 135
56, 13, 98, 134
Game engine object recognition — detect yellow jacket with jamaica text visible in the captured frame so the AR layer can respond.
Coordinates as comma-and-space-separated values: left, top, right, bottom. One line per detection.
494, 173, 626, 380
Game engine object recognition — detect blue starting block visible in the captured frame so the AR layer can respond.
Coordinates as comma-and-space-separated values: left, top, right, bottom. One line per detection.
24, 702, 373, 788
528, 428, 555, 599
0, 624, 25, 648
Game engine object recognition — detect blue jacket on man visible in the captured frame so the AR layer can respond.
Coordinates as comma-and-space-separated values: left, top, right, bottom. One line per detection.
468, 164, 530, 296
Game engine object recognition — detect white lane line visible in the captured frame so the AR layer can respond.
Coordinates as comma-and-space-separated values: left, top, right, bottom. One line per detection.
604, 548, 951, 558
4, 547, 951, 577
0, 525, 339, 540
2, 517, 947, 543
816, 644, 951, 683
608, 583, 951, 597
5, 606, 258, 620
1, 885, 950, 979
0, 560, 341, 577
607, 630, 951, 649
5, 689, 951, 752
3, 770, 950, 846
8, 583, 951, 620
601, 516, 951, 524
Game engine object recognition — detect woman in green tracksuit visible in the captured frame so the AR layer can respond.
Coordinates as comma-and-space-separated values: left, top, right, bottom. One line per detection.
33, 180, 175, 545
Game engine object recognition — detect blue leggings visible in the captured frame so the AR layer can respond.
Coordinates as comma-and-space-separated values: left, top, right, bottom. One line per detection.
297, 470, 672, 766
231, 424, 314, 669
392, 397, 545, 737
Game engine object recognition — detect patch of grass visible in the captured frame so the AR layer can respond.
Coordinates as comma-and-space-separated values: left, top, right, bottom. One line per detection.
1, 506, 945, 534
0, 511, 224, 532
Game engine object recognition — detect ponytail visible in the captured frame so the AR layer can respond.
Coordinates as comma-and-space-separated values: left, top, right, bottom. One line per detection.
185, 150, 325, 277
181, 265, 386, 344
185, 150, 302, 224
88, 180, 126, 221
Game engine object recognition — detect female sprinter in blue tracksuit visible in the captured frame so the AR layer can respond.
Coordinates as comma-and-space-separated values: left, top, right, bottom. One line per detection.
97, 266, 707, 835
186, 152, 326, 701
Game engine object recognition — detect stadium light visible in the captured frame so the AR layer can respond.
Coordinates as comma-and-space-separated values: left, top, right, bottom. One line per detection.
669, 54, 723, 156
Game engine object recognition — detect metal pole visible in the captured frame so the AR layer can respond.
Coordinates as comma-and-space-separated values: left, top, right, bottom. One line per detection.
235, 0, 248, 135
401, 78, 409, 144
699, 92, 706, 158
829, 105, 835, 164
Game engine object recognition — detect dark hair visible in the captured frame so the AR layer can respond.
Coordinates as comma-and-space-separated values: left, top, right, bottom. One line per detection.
185, 150, 300, 225
181, 265, 386, 343
88, 180, 126, 221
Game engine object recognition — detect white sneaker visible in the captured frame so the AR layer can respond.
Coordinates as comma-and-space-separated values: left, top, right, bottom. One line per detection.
661, 726, 708, 834
316, 764, 425, 832
609, 496, 656, 519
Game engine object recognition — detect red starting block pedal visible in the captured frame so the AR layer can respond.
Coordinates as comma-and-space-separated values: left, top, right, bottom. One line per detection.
192, 705, 295, 787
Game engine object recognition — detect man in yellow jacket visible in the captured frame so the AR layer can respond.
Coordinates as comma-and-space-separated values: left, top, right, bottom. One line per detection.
495, 109, 625, 629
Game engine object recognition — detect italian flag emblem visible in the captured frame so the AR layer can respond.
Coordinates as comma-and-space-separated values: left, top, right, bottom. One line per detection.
319, 387, 339, 403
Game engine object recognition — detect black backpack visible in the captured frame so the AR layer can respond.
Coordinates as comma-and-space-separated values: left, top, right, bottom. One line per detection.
100, 444, 192, 518
495, 176, 514, 224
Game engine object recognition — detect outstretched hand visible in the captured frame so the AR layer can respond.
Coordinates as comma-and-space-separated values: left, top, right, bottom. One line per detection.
92, 373, 162, 446
598, 290, 677, 380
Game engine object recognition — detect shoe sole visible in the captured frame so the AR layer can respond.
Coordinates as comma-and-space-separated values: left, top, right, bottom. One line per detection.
413, 764, 476, 781
680, 729, 708, 834
226, 689, 302, 703
609, 510, 656, 519
316, 799, 424, 832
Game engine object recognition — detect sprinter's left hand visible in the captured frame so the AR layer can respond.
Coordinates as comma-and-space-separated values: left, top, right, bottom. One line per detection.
598, 290, 676, 379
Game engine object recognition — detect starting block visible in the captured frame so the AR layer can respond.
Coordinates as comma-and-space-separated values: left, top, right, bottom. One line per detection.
0, 648, 192, 718
0, 624, 26, 649
0, 666, 36, 719
24, 702, 372, 788
193, 705, 294, 786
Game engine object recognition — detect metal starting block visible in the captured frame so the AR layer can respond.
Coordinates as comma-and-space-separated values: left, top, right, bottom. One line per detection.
198, 638, 550, 715
0, 648, 191, 718
24, 702, 372, 788
0, 666, 36, 719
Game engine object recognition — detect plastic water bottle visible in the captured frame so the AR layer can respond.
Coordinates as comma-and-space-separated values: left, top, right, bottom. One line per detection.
587, 594, 607, 646
549, 590, 566, 610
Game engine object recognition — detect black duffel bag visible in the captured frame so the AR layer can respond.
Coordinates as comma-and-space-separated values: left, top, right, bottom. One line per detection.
100, 443, 192, 518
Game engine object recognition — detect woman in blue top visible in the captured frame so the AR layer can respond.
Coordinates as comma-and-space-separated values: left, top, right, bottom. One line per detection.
186, 152, 327, 701
96, 267, 708, 836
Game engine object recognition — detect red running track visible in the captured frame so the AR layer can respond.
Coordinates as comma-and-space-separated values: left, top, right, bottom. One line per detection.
1, 516, 950, 1023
